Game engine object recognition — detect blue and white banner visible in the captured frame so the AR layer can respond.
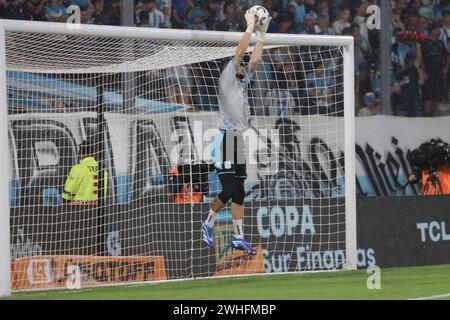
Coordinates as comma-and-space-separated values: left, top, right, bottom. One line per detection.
7, 112, 450, 206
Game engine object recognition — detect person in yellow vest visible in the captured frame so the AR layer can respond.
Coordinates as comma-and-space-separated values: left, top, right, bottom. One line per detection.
62, 141, 107, 205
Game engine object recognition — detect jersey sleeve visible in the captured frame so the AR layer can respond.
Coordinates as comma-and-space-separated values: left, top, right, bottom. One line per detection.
62, 165, 80, 200
229, 59, 239, 71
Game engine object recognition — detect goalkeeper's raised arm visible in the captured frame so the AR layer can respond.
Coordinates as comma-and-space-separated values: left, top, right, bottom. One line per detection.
233, 7, 272, 78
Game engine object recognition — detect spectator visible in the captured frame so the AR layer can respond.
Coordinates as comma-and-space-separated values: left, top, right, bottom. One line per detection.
188, 8, 207, 30
27, 0, 46, 21
391, 28, 415, 74
435, 1, 450, 19
369, 62, 382, 95
157, 0, 171, 15
276, 12, 295, 33
68, 0, 90, 8
404, 0, 423, 16
262, 0, 278, 33
417, 7, 434, 35
341, 26, 363, 112
284, 62, 301, 112
328, 0, 345, 22
353, 0, 369, 41
235, 0, 263, 11
191, 60, 219, 111
419, 6, 434, 22
172, 0, 194, 29
301, 13, 316, 34
1, 0, 32, 20
305, 61, 331, 114
203, 0, 222, 30
315, 14, 334, 35
271, 46, 292, 69
355, 62, 362, 113
214, 1, 242, 32
393, 46, 426, 117
264, 73, 296, 116
102, 0, 121, 25
440, 10, 450, 52
393, 0, 406, 15
288, 0, 306, 31
0, 0, 5, 16
250, 53, 273, 116
89, 0, 108, 25
391, 8, 405, 35
45, 0, 67, 23
440, 10, 450, 102
332, 8, 351, 35
404, 11, 420, 31
67, 0, 95, 24
274, 0, 291, 13
166, 64, 193, 105
160, 4, 172, 28
136, 0, 165, 28
421, 22, 448, 116
315, 0, 330, 24
358, 92, 380, 116
352, 23, 370, 73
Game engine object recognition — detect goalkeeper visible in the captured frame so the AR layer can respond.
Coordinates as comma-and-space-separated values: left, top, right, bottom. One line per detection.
202, 7, 271, 255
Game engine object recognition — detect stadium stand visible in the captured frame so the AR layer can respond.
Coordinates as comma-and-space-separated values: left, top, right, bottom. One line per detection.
1, 0, 449, 116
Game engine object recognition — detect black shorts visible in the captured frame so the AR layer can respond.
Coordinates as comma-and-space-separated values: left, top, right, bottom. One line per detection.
212, 129, 247, 179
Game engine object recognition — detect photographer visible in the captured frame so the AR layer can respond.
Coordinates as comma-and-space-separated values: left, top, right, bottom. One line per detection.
168, 159, 214, 204
408, 138, 450, 195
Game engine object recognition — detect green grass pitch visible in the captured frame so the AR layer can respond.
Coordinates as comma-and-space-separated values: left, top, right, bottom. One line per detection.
5, 264, 450, 300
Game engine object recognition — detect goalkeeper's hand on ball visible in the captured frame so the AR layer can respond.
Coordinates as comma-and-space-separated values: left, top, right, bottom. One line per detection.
245, 7, 258, 33
254, 13, 272, 42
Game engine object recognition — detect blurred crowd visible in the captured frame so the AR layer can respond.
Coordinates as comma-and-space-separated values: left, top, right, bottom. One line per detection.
1, 0, 450, 117
0, 0, 121, 25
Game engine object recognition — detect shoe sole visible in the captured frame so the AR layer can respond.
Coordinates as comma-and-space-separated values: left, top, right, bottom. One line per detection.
204, 241, 214, 248
231, 245, 256, 255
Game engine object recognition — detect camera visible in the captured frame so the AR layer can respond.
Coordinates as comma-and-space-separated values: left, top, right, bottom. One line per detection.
410, 138, 450, 181
169, 161, 215, 196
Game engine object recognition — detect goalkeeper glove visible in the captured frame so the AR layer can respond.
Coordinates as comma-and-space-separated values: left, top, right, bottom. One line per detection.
245, 8, 257, 33
255, 16, 272, 42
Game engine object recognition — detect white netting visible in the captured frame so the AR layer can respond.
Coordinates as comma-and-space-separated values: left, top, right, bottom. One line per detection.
4, 27, 351, 291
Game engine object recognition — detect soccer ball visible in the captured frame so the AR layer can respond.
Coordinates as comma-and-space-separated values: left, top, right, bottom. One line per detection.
252, 6, 270, 27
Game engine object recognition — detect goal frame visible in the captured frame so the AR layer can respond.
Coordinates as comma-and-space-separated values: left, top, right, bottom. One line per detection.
0, 20, 356, 297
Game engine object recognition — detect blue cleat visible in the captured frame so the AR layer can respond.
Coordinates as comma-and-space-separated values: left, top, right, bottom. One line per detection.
231, 237, 257, 255
202, 223, 215, 248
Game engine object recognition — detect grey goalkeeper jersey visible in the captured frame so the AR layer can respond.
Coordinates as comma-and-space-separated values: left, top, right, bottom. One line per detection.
218, 59, 253, 130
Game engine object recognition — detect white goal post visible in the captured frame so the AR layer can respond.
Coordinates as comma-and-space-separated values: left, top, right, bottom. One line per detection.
0, 20, 356, 297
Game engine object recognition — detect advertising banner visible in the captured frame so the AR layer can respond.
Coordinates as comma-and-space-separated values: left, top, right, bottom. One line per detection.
356, 195, 450, 268
11, 255, 167, 290
8, 113, 450, 209
214, 246, 264, 277
9, 196, 450, 290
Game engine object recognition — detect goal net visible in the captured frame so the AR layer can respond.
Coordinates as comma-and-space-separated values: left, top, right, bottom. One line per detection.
0, 21, 356, 295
